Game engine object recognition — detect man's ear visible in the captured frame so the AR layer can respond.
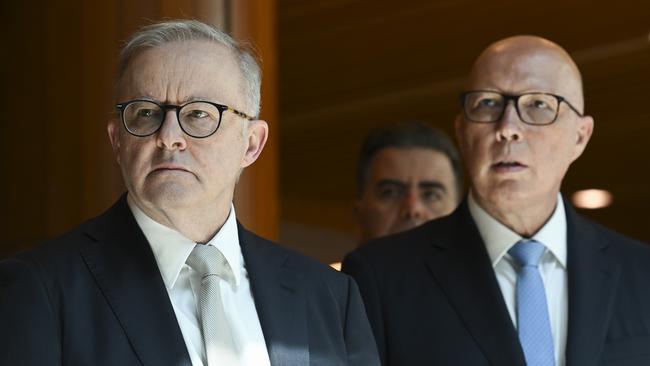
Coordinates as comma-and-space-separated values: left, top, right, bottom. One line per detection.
107, 119, 122, 165
572, 115, 594, 161
241, 120, 268, 168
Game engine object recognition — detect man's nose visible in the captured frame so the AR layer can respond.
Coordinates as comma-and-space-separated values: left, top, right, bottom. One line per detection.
156, 110, 188, 150
496, 101, 523, 142
401, 190, 424, 220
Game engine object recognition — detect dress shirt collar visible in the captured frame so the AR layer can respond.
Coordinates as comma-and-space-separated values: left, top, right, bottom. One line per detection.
467, 192, 567, 269
127, 195, 243, 289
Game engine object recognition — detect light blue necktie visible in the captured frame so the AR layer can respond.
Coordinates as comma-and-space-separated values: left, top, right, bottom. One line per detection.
509, 240, 555, 366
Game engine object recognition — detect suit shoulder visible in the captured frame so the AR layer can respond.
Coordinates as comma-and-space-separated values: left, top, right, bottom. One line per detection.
7, 197, 129, 268
14, 225, 85, 261
346, 213, 456, 266
242, 229, 351, 284
599, 224, 650, 259
5, 213, 104, 275
579, 215, 650, 263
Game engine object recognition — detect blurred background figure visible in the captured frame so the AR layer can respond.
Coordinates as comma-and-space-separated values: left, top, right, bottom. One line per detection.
354, 122, 463, 244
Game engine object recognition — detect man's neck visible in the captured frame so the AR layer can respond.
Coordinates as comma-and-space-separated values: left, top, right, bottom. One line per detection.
471, 191, 559, 238
128, 194, 232, 243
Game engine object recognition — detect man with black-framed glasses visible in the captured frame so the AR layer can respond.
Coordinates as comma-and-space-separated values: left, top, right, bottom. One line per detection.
344, 36, 650, 366
1, 19, 379, 366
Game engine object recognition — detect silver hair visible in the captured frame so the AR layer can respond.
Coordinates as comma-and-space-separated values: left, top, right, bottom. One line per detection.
118, 19, 262, 118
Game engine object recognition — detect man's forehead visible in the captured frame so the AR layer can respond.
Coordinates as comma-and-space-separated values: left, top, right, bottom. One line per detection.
371, 148, 453, 178
118, 40, 242, 103
464, 36, 583, 102
468, 49, 576, 95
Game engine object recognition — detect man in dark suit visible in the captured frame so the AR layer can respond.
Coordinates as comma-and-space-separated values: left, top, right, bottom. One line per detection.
343, 36, 650, 366
0, 20, 379, 366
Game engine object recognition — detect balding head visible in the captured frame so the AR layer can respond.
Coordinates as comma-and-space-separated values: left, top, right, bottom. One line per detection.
467, 36, 584, 111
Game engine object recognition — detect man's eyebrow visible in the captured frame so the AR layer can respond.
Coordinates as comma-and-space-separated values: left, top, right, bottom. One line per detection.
418, 181, 447, 192
126, 95, 218, 104
185, 95, 216, 102
376, 179, 407, 187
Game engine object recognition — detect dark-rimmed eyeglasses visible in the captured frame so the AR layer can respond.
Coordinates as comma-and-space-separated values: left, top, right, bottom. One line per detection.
115, 99, 255, 138
460, 90, 584, 126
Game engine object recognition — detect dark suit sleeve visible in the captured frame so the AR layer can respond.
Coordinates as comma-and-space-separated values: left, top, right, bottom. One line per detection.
341, 274, 381, 366
0, 258, 61, 365
342, 251, 387, 365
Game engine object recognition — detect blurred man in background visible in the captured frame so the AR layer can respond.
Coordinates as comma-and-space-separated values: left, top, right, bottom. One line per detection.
354, 121, 463, 244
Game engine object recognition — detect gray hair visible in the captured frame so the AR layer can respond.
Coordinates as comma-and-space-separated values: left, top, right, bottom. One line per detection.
118, 19, 262, 118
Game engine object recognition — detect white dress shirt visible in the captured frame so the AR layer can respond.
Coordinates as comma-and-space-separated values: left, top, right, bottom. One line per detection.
468, 193, 568, 366
127, 196, 271, 366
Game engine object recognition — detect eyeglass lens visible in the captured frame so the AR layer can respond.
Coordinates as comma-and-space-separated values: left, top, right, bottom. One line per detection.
464, 91, 559, 124
123, 101, 221, 137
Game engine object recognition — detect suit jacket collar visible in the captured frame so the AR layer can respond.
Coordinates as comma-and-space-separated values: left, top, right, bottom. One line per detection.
564, 198, 620, 366
423, 199, 527, 366
80, 195, 192, 366
238, 223, 309, 366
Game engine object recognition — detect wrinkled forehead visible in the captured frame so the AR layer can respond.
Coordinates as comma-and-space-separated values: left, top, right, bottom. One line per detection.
117, 40, 243, 105
467, 48, 581, 100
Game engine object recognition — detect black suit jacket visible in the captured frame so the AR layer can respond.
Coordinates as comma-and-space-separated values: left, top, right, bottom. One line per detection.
342, 198, 650, 366
0, 196, 380, 366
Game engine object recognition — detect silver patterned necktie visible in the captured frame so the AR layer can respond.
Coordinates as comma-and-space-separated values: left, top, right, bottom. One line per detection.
186, 244, 239, 366
509, 239, 555, 366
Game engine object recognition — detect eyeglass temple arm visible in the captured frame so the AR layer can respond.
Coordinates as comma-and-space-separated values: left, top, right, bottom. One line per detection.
227, 107, 255, 121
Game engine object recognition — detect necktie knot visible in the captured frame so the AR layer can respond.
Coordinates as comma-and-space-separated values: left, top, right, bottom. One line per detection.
509, 240, 546, 268
186, 244, 234, 285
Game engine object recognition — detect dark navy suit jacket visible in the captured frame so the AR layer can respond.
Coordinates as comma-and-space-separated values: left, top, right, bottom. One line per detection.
0, 196, 380, 366
343, 197, 650, 366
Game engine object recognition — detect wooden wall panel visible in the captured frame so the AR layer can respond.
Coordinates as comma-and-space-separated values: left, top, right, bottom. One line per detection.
1, 2, 51, 256
232, 0, 280, 241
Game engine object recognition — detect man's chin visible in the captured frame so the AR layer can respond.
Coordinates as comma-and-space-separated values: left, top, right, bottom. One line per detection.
476, 180, 530, 203
142, 184, 198, 207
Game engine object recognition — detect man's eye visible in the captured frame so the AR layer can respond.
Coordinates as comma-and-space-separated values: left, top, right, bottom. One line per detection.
378, 187, 402, 200
188, 110, 209, 118
422, 190, 442, 202
477, 98, 500, 108
137, 109, 158, 118
532, 100, 549, 109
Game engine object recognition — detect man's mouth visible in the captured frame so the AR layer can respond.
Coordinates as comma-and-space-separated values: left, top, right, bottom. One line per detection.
150, 164, 191, 174
492, 161, 527, 172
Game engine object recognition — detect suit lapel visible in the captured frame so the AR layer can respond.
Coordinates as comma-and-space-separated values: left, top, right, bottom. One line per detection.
80, 196, 191, 366
423, 201, 526, 366
564, 202, 620, 366
239, 224, 308, 366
